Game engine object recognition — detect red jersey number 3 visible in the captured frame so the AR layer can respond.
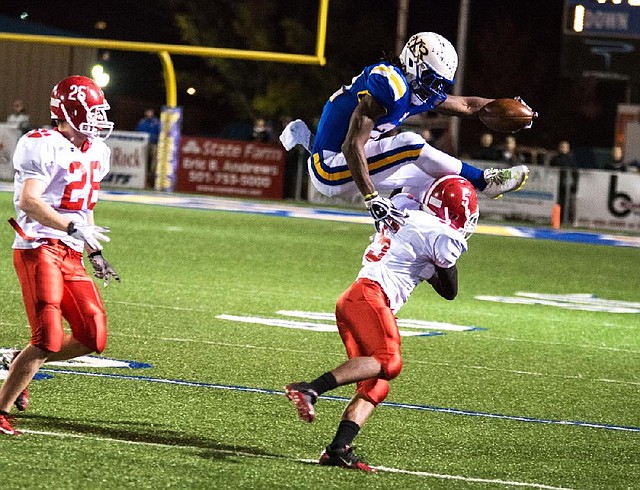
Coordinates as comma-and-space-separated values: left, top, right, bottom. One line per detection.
60, 160, 101, 211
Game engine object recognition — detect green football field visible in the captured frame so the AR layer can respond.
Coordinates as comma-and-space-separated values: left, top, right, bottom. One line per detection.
0, 190, 638, 489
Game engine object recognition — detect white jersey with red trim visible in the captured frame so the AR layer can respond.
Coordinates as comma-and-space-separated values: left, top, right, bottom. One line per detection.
357, 209, 467, 313
12, 128, 111, 251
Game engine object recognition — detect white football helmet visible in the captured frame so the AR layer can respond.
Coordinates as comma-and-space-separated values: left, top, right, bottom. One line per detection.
399, 32, 458, 107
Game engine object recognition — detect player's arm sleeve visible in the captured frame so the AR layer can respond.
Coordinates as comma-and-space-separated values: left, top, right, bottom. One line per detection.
341, 93, 387, 197
99, 146, 111, 180
426, 264, 458, 300
13, 139, 54, 185
424, 233, 466, 300
435, 95, 494, 118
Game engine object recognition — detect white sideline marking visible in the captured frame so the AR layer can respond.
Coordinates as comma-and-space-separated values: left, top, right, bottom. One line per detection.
20, 429, 573, 489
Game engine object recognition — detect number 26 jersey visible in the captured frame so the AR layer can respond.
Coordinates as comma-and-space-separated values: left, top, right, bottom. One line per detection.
12, 128, 111, 251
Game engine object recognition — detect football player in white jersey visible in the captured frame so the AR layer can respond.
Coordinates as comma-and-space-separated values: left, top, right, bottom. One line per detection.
0, 76, 119, 436
285, 175, 478, 471
280, 32, 532, 233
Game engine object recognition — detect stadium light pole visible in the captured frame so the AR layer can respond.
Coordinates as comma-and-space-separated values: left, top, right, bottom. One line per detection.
395, 0, 410, 54
450, 0, 470, 156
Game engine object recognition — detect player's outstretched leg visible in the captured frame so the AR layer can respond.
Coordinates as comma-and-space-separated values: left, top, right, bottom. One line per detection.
482, 165, 529, 199
319, 444, 376, 472
285, 382, 318, 423
1, 351, 29, 412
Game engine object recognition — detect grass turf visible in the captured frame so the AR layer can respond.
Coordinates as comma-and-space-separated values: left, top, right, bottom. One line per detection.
0, 191, 638, 489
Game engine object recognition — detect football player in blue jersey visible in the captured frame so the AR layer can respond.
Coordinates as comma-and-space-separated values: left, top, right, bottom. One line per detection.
280, 32, 533, 232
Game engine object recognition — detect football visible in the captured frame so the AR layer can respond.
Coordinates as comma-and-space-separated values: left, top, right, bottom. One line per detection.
478, 98, 536, 133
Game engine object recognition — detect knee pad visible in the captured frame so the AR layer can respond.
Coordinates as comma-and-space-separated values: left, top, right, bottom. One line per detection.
356, 378, 390, 406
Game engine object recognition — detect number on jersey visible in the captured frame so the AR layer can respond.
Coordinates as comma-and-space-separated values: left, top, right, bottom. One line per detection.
60, 161, 101, 210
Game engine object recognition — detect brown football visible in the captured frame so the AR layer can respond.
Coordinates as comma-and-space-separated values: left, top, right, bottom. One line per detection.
478, 98, 535, 133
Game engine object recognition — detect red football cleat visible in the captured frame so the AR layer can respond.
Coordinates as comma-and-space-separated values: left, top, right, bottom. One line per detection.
0, 414, 21, 436
285, 382, 318, 423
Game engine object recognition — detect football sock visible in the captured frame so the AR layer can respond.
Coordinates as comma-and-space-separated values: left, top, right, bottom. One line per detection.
460, 162, 487, 191
329, 420, 360, 449
309, 372, 337, 395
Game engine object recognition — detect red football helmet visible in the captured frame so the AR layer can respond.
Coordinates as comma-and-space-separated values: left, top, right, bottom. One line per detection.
422, 175, 479, 239
50, 75, 113, 139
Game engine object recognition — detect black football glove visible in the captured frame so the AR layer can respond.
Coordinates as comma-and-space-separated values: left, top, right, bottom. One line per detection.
365, 192, 407, 233
88, 251, 121, 287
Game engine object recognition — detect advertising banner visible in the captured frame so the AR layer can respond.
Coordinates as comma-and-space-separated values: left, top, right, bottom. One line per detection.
156, 106, 183, 192
472, 162, 559, 224
103, 131, 148, 189
175, 137, 285, 199
574, 169, 640, 231
0, 123, 21, 181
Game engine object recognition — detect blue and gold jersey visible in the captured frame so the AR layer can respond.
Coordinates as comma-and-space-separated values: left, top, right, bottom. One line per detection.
312, 62, 432, 154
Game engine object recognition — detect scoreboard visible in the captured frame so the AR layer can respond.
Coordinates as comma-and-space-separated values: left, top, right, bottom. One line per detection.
564, 0, 640, 38
562, 0, 640, 79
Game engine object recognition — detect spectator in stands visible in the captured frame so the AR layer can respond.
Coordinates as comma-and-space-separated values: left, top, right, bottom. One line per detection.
7, 98, 30, 134
135, 108, 161, 188
252, 118, 274, 142
500, 135, 526, 164
605, 146, 627, 172
549, 140, 575, 168
470, 132, 502, 161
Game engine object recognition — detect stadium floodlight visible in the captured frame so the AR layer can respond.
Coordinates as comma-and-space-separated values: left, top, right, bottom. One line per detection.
91, 64, 110, 88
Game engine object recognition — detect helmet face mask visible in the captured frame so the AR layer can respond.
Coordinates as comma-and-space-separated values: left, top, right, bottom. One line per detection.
50, 75, 113, 140
409, 70, 454, 107
400, 32, 458, 107
421, 176, 479, 239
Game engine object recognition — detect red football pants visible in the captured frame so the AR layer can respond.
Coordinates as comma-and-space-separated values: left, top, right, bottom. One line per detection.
335, 278, 403, 405
13, 241, 107, 353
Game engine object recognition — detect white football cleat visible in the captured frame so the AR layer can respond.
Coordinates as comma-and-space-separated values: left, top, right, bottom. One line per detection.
482, 165, 529, 199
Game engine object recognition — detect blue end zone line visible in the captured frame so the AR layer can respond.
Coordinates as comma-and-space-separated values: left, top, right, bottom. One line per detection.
39, 368, 640, 433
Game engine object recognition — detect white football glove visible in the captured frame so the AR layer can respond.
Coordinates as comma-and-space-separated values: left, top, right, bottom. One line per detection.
88, 251, 121, 287
514, 96, 538, 129
67, 222, 111, 251
365, 192, 407, 233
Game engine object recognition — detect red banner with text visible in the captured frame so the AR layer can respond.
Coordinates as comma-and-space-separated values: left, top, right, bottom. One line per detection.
175, 137, 285, 199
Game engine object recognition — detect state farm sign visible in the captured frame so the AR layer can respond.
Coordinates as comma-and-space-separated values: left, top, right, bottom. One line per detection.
176, 137, 285, 199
